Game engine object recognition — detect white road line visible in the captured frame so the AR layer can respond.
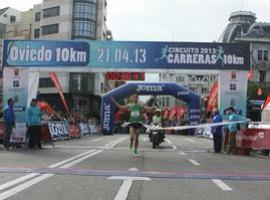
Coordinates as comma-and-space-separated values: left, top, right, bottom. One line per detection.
184, 138, 195, 143
60, 150, 103, 169
48, 150, 96, 168
165, 139, 173, 145
188, 159, 200, 166
212, 179, 233, 191
179, 151, 186, 156
114, 179, 133, 200
0, 173, 40, 192
108, 176, 151, 200
0, 149, 96, 192
0, 174, 54, 200
0, 137, 126, 200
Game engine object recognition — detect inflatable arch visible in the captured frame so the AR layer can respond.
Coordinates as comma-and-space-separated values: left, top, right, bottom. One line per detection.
101, 82, 201, 135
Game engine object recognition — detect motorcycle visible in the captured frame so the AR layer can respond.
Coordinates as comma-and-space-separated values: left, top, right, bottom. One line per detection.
146, 122, 165, 149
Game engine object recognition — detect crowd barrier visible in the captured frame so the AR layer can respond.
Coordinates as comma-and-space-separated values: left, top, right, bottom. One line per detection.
237, 128, 270, 150
0, 121, 100, 145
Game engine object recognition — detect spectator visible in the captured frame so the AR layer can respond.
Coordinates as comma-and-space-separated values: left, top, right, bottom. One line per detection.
225, 107, 247, 155
211, 109, 223, 153
3, 98, 15, 150
26, 99, 42, 149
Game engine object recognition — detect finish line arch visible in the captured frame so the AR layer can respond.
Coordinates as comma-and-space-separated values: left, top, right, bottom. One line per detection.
101, 82, 200, 135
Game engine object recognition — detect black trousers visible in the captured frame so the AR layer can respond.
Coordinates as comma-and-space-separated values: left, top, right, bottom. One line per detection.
213, 133, 222, 153
28, 126, 41, 148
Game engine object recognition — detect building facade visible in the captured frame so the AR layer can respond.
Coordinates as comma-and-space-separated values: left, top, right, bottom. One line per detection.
159, 73, 218, 108
1, 0, 112, 116
221, 11, 270, 120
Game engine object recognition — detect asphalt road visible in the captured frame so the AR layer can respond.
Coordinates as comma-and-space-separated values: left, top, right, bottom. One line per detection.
0, 133, 270, 200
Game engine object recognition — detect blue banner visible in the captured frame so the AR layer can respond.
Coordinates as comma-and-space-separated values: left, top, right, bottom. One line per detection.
3, 40, 250, 70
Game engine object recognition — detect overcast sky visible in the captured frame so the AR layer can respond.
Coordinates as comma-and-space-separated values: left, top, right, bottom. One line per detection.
1, 0, 270, 42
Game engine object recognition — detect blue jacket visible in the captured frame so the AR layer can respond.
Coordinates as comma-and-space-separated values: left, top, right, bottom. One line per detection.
3, 105, 15, 127
226, 113, 246, 133
26, 105, 42, 126
211, 113, 223, 134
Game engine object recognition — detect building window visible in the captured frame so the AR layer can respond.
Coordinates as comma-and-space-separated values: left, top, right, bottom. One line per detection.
259, 70, 266, 83
34, 29, 40, 38
264, 50, 268, 61
74, 3, 96, 21
39, 78, 54, 88
176, 76, 185, 82
35, 12, 41, 21
10, 15, 16, 22
201, 87, 209, 94
43, 6, 60, 18
70, 73, 95, 93
73, 21, 96, 38
258, 50, 263, 61
42, 24, 59, 35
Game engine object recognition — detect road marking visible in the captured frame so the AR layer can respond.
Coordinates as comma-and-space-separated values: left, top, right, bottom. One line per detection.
0, 173, 40, 192
179, 151, 186, 156
172, 146, 177, 150
60, 150, 103, 169
0, 174, 54, 200
165, 139, 173, 145
212, 179, 233, 191
109, 167, 150, 200
188, 159, 200, 166
184, 138, 195, 143
108, 176, 151, 200
128, 167, 138, 172
0, 137, 127, 200
48, 150, 96, 168
0, 149, 96, 192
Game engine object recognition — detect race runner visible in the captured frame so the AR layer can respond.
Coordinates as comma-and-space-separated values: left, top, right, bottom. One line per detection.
111, 95, 155, 156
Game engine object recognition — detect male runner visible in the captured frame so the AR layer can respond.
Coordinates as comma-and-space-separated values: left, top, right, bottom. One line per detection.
111, 95, 155, 156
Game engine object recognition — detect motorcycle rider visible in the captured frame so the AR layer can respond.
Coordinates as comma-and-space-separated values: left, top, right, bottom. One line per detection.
148, 108, 165, 142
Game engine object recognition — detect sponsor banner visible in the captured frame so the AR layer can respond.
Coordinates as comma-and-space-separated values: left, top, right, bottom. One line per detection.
237, 128, 270, 149
3, 68, 39, 124
69, 125, 81, 138
219, 70, 248, 117
10, 123, 27, 143
3, 68, 28, 123
3, 40, 249, 71
79, 123, 90, 135
48, 122, 69, 140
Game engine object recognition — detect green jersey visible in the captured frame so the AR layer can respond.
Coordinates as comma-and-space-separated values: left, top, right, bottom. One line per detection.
129, 103, 143, 123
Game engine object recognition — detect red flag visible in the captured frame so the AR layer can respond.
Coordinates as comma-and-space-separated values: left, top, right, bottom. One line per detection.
176, 106, 186, 120
262, 95, 270, 111
207, 81, 218, 112
163, 107, 169, 120
169, 107, 177, 120
37, 101, 54, 114
49, 72, 68, 112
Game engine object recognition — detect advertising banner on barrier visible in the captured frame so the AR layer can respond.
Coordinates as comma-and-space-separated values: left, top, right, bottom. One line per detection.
69, 125, 81, 138
48, 122, 69, 139
79, 123, 90, 135
0, 122, 3, 140
237, 128, 270, 149
9, 123, 27, 143
2, 40, 249, 71
219, 70, 248, 117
